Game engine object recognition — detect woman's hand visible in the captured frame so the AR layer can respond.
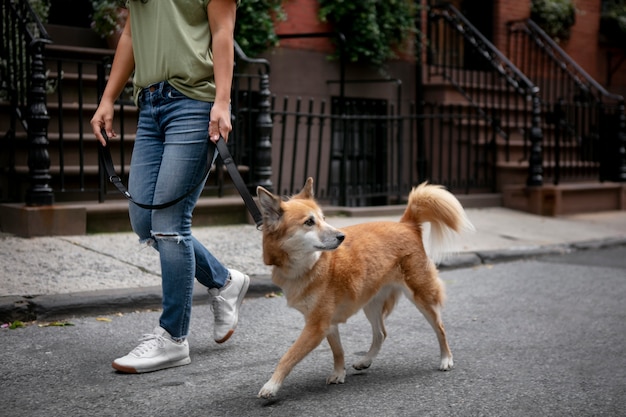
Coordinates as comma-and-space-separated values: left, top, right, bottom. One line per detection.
209, 101, 232, 143
91, 99, 116, 147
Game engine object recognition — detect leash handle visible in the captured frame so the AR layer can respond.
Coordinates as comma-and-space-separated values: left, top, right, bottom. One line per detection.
98, 129, 263, 228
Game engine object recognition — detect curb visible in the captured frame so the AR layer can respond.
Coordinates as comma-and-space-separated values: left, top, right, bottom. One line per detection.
0, 275, 280, 323
2, 237, 625, 323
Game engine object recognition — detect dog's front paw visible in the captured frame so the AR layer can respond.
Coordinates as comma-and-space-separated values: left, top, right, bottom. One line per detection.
326, 368, 346, 385
258, 380, 281, 399
439, 355, 454, 371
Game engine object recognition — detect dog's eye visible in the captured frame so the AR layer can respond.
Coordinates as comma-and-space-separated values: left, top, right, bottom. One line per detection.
304, 217, 315, 227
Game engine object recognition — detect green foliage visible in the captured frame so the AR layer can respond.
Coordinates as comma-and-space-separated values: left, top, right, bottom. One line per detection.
90, 0, 127, 38
318, 0, 417, 68
531, 0, 577, 40
87, 0, 284, 54
235, 0, 286, 57
28, 0, 50, 22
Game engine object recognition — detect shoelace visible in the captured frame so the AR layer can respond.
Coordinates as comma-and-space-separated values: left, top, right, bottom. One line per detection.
130, 333, 166, 356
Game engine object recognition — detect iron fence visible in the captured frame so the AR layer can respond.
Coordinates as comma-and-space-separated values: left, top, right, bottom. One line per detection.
507, 19, 626, 183
238, 95, 496, 207
4, 1, 624, 209
426, 3, 544, 187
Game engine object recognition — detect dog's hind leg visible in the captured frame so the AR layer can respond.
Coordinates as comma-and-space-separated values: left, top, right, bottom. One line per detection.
415, 301, 454, 370
353, 288, 399, 370
325, 325, 346, 384
352, 300, 385, 371
402, 262, 454, 371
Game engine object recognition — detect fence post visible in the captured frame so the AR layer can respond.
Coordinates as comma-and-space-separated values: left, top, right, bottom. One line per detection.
415, 8, 427, 183
25, 39, 54, 206
526, 95, 543, 186
252, 72, 273, 192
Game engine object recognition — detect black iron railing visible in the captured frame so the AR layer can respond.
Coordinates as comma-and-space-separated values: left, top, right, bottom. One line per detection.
1, 0, 54, 204
231, 41, 273, 194
0, 4, 274, 204
426, 3, 544, 187
266, 96, 494, 206
5, 1, 622, 210
508, 19, 626, 183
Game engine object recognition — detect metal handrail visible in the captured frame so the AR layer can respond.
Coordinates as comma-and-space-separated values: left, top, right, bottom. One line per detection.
1, 0, 54, 204
430, 3, 539, 97
428, 3, 544, 186
509, 19, 624, 105
234, 40, 270, 74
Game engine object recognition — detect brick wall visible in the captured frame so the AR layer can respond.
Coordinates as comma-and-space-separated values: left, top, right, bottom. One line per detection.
274, 0, 333, 53
599, 45, 626, 98
270, 0, 624, 97
563, 0, 602, 80
493, 0, 531, 51
495, 0, 621, 88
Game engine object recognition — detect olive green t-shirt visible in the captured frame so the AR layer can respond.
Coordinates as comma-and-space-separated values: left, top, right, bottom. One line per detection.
128, 0, 216, 104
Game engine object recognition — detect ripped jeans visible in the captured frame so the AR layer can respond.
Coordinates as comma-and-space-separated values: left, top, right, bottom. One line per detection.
128, 81, 229, 340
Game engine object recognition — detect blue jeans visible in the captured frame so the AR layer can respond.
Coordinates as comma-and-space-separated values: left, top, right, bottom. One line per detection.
128, 81, 229, 340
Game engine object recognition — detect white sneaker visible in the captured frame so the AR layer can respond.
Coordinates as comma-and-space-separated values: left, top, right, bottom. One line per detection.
112, 326, 190, 373
208, 269, 250, 343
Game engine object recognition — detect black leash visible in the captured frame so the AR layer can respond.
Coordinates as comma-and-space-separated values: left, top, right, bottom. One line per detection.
98, 129, 263, 228
214, 137, 264, 228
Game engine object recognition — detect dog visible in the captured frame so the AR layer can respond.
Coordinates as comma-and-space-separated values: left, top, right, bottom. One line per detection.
256, 177, 475, 399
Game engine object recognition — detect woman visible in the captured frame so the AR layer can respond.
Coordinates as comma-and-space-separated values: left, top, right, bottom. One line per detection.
90, 0, 248, 373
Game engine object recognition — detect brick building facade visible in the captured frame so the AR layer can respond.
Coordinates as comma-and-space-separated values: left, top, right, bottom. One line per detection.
265, 0, 625, 99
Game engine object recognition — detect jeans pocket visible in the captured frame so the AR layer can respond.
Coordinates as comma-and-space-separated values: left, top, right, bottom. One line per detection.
166, 87, 187, 100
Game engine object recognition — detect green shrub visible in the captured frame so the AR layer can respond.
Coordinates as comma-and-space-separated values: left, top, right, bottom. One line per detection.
531, 0, 577, 40
318, 0, 417, 68
90, 0, 126, 39
235, 0, 285, 57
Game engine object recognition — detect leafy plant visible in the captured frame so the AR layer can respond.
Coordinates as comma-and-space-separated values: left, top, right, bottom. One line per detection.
531, 0, 577, 40
28, 0, 50, 23
318, 0, 417, 68
90, 0, 127, 39
235, 0, 286, 57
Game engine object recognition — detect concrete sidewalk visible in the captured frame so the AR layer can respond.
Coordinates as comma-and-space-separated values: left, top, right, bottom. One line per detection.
1, 207, 625, 322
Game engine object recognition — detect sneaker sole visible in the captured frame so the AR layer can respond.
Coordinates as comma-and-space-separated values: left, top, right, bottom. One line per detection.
112, 356, 191, 374
215, 274, 250, 344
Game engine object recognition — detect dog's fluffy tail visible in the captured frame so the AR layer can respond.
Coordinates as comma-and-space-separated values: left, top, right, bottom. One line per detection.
400, 182, 475, 264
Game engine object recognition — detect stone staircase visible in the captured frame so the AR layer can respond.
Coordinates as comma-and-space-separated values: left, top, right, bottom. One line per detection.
423, 75, 625, 216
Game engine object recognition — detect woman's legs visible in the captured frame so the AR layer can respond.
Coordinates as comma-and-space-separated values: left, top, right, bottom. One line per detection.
113, 82, 249, 374
127, 81, 229, 339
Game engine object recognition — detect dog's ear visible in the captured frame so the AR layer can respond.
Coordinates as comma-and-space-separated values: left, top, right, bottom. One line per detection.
292, 177, 314, 200
257, 186, 283, 229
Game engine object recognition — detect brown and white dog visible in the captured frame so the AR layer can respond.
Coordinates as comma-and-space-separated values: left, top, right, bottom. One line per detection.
256, 178, 474, 399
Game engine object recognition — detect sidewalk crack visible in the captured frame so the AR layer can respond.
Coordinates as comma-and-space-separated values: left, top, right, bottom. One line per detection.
60, 238, 160, 277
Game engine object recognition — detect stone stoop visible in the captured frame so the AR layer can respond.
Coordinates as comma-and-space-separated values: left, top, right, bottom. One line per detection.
503, 183, 626, 216
0, 192, 504, 238
0, 196, 251, 238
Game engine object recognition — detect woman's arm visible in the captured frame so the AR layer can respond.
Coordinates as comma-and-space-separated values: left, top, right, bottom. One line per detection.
207, 0, 237, 143
90, 16, 135, 146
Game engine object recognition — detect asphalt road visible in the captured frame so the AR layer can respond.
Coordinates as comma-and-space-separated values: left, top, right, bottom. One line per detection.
2, 245, 625, 417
